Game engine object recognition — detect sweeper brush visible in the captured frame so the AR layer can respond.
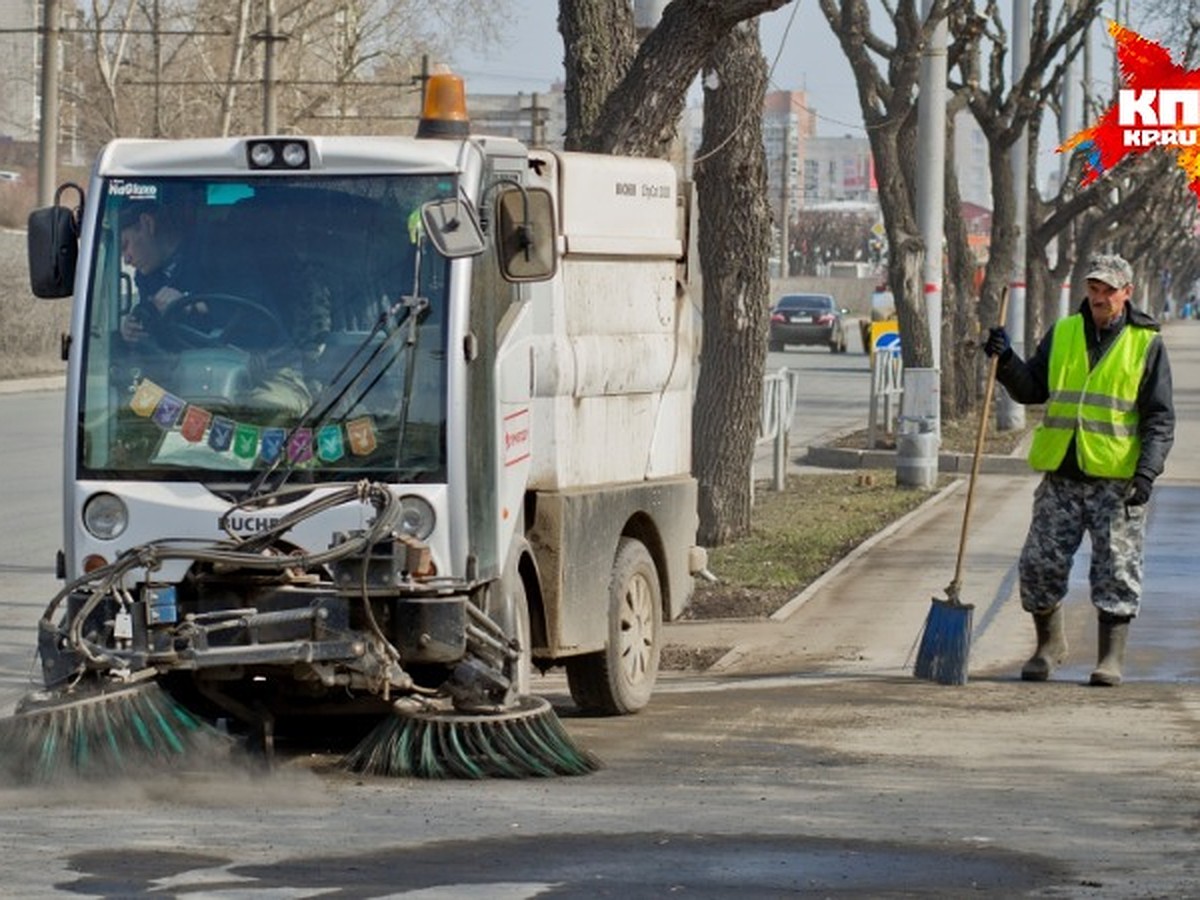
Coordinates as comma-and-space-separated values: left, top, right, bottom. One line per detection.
0, 679, 234, 784
343, 696, 600, 779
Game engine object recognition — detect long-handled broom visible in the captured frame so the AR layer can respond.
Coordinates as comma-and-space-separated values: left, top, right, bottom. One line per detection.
913, 287, 1010, 686
343, 695, 600, 779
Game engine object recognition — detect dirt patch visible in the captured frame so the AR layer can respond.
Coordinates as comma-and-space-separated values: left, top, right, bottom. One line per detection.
660, 645, 731, 671
678, 585, 792, 621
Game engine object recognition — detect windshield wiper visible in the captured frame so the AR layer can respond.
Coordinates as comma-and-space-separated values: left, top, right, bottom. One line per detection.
240, 293, 428, 503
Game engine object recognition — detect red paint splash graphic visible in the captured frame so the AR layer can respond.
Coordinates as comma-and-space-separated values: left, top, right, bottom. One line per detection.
1059, 21, 1200, 204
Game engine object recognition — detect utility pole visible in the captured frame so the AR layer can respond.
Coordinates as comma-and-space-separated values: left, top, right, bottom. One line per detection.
254, 0, 283, 134
153, 0, 162, 138
779, 121, 790, 278
913, 0, 947, 439
417, 54, 430, 110
997, 0, 1030, 431
37, 0, 61, 209
528, 93, 546, 148
263, 0, 277, 133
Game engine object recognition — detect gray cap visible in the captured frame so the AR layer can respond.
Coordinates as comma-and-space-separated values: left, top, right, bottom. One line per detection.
1085, 254, 1133, 289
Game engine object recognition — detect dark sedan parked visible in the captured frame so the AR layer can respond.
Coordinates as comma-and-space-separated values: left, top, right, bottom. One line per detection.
768, 293, 848, 353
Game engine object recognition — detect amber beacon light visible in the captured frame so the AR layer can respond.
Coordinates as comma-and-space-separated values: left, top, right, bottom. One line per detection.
417, 72, 471, 138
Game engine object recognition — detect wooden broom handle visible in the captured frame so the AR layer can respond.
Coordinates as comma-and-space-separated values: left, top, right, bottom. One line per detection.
949, 286, 1011, 596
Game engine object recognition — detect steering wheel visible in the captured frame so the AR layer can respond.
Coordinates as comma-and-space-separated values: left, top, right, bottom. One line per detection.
155, 293, 289, 352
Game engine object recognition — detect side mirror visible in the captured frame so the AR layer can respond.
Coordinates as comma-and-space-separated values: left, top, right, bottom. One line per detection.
420, 197, 485, 259
495, 186, 556, 282
28, 203, 80, 299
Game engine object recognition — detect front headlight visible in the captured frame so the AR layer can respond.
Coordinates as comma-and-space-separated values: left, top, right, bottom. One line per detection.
83, 493, 128, 540
396, 495, 435, 540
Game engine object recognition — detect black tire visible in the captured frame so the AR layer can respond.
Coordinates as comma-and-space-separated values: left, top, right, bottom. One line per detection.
768, 340, 785, 353
566, 537, 662, 715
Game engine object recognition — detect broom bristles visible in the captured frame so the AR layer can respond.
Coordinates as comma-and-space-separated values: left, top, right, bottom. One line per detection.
913, 598, 974, 686
344, 695, 600, 779
0, 681, 233, 785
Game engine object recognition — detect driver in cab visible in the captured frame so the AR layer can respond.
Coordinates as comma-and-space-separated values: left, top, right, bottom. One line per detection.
114, 199, 311, 421
118, 201, 205, 344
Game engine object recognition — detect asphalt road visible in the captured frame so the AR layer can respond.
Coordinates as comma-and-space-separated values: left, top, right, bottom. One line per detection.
766, 324, 873, 448
2, 328, 1200, 897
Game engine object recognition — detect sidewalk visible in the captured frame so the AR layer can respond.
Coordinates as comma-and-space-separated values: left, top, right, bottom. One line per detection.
0, 373, 64, 395
676, 317, 1200, 681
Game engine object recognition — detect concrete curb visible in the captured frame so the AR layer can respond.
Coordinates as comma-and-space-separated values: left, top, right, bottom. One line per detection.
0, 374, 66, 395
803, 443, 1035, 476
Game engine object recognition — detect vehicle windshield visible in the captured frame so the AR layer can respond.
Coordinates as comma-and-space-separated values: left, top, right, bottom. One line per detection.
80, 174, 455, 484
777, 295, 834, 312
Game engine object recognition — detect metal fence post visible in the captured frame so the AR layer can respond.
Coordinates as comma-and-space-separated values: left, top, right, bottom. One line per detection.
752, 368, 797, 501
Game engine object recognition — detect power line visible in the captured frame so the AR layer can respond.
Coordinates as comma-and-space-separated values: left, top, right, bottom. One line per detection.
121, 79, 422, 89
0, 27, 232, 36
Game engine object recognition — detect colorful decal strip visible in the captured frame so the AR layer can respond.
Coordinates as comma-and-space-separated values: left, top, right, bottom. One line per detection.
131, 378, 377, 465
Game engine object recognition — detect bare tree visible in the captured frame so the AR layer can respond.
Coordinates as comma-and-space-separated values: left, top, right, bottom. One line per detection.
74, 0, 141, 141
951, 0, 1101, 352
818, 0, 942, 374
560, 0, 791, 154
558, 0, 791, 545
820, 1, 1106, 420
68, 0, 516, 149
790, 209, 877, 276
691, 23, 772, 546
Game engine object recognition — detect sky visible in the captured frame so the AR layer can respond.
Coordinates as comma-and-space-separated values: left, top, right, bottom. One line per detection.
447, 1, 864, 138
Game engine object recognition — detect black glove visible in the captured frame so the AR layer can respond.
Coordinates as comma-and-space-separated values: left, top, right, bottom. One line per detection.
983, 326, 1011, 358
1126, 474, 1153, 507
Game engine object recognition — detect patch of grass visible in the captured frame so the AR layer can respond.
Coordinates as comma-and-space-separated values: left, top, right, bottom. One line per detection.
683, 470, 951, 620
680, 411, 1034, 624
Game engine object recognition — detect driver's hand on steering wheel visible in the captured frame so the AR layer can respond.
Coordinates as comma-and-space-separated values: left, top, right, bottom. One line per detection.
120, 304, 156, 343
120, 288, 206, 343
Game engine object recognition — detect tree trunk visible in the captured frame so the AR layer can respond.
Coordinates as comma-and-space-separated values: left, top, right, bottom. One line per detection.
218, 0, 253, 137
558, 0, 638, 149
692, 21, 772, 546
941, 114, 976, 421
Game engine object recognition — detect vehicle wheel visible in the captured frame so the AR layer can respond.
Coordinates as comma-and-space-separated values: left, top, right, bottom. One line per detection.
769, 339, 785, 353
566, 537, 662, 715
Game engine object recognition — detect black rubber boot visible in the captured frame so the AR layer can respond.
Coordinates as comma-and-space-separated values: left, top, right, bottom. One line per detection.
1021, 606, 1068, 682
1090, 613, 1132, 687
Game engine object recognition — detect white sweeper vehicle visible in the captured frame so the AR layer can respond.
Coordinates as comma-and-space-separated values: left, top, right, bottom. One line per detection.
1, 75, 703, 780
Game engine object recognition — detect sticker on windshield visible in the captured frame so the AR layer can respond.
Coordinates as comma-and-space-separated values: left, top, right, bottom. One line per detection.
260, 427, 286, 463
108, 180, 158, 200
317, 424, 345, 462
128, 378, 379, 468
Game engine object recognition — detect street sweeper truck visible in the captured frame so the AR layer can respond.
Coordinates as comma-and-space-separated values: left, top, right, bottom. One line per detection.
10, 74, 702, 778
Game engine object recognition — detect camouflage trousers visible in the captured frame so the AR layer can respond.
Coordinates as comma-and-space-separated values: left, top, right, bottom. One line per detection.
1019, 473, 1146, 619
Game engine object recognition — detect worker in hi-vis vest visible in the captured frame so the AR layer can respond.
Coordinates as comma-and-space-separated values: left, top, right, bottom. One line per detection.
984, 254, 1175, 687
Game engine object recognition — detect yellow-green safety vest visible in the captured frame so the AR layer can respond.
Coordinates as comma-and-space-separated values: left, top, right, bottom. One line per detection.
1028, 315, 1155, 478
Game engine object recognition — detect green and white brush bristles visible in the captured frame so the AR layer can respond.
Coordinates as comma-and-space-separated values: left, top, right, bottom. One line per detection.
344, 696, 600, 779
0, 681, 233, 784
